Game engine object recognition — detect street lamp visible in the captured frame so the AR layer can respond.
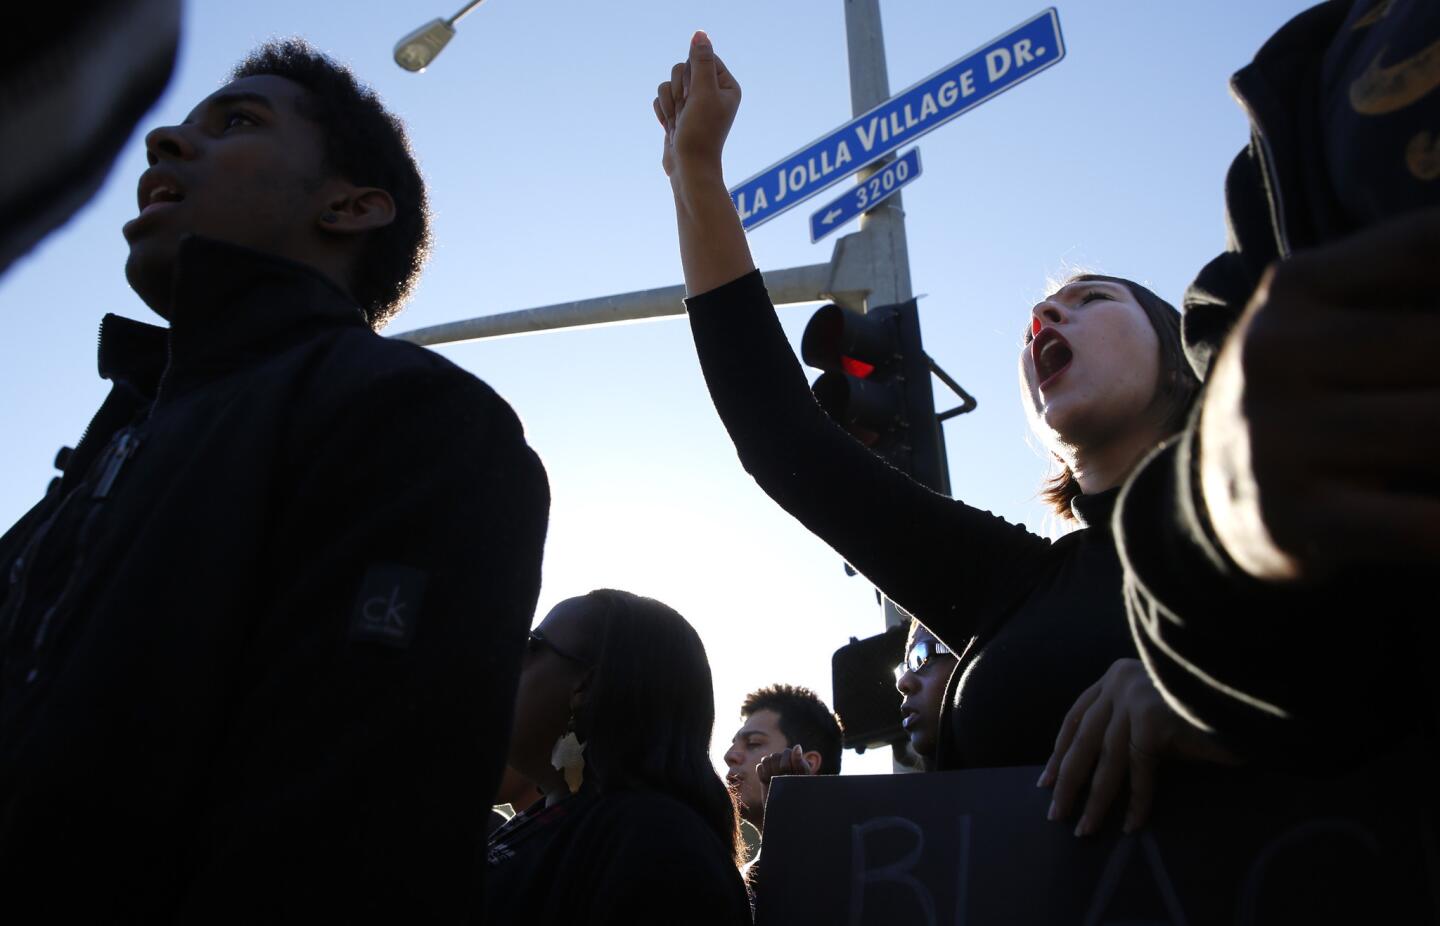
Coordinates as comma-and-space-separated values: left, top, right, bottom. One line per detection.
393, 0, 488, 73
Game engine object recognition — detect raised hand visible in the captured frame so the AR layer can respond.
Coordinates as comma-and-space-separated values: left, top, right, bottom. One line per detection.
1039, 659, 1238, 836
653, 31, 755, 296
1198, 206, 1440, 582
653, 31, 741, 183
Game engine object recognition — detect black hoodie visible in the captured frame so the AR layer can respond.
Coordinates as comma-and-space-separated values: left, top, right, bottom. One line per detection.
1115, 0, 1440, 759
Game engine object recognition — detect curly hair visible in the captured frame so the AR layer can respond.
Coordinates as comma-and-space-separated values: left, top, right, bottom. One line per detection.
232, 39, 430, 329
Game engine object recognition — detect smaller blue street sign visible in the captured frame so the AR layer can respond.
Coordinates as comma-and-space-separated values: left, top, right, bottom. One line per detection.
809, 148, 922, 243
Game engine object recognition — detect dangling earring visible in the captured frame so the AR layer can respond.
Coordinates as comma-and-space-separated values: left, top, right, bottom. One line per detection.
550, 714, 585, 793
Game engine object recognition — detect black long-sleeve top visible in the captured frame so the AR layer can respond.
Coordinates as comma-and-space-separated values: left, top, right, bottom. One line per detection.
686, 271, 1136, 769
482, 790, 750, 926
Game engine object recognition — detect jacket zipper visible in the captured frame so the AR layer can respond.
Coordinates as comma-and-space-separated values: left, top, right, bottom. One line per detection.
1230, 75, 1294, 259
28, 426, 143, 659
0, 332, 169, 716
92, 429, 142, 499
0, 426, 144, 696
32, 426, 144, 651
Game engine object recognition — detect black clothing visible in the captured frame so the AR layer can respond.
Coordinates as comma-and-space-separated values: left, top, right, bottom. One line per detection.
1115, 0, 1440, 756
0, 238, 550, 922
482, 790, 750, 926
686, 271, 1136, 770
0, 0, 178, 275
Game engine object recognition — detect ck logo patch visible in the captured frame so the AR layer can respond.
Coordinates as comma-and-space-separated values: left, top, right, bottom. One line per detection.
350, 564, 427, 648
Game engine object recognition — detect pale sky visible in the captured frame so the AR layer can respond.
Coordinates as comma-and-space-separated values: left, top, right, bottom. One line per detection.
0, 0, 1317, 775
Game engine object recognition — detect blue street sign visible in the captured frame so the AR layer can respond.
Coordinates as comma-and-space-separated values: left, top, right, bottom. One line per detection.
730, 7, 1065, 231
809, 148, 922, 243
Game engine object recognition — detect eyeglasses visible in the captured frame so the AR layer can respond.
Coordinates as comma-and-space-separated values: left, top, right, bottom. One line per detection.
894, 639, 954, 680
527, 629, 590, 667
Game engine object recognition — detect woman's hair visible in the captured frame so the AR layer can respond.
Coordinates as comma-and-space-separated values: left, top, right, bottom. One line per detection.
573, 589, 744, 867
1039, 275, 1200, 520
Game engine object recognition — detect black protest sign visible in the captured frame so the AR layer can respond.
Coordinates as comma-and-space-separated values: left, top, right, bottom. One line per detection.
755, 758, 1431, 924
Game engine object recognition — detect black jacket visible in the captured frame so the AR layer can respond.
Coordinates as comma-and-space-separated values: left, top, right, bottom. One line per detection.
1115, 0, 1440, 756
482, 790, 750, 926
0, 0, 178, 275
0, 238, 550, 922
686, 271, 1136, 771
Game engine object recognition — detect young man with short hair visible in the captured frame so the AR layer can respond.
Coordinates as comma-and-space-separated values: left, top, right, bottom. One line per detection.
724, 683, 842, 832
0, 41, 549, 922
723, 684, 842, 904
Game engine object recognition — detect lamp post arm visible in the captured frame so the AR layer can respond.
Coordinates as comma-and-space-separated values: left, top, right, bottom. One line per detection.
449, 0, 486, 25
391, 262, 835, 346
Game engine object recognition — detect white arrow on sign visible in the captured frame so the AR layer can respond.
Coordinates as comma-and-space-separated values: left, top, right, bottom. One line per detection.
809, 147, 923, 243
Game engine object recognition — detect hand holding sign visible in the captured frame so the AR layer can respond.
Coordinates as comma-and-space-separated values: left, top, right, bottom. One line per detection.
653, 31, 741, 185
1039, 659, 1237, 836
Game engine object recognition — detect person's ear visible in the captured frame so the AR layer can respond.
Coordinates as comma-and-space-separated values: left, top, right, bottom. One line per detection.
317, 186, 396, 236
802, 749, 824, 775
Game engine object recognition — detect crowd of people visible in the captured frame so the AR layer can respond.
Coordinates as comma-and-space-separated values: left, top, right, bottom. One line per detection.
0, 0, 1436, 921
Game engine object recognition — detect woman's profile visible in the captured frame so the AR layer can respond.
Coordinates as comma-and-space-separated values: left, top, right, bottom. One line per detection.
481, 589, 749, 925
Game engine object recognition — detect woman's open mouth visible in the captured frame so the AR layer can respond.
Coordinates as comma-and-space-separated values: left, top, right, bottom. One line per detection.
1031, 327, 1074, 389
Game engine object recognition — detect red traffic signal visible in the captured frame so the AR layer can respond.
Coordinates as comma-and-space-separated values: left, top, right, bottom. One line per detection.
799, 299, 958, 494
801, 304, 902, 447
800, 303, 896, 373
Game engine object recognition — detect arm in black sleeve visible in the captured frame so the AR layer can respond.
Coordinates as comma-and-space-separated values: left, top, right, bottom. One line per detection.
1116, 417, 1301, 752
1118, 140, 1422, 764
686, 270, 1049, 640
1116, 142, 1335, 760
180, 363, 549, 923
1117, 394, 1411, 766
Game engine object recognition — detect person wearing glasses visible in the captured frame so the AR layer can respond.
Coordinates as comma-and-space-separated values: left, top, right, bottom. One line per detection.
894, 622, 958, 769
481, 590, 750, 926
653, 35, 1223, 827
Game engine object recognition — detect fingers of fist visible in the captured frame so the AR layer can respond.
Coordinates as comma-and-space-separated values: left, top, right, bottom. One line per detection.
755, 745, 809, 787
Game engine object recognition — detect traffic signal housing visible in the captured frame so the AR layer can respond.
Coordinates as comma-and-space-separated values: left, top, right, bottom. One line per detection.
830, 625, 908, 753
801, 299, 964, 494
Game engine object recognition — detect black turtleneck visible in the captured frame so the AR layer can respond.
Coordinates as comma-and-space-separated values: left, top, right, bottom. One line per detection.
933, 486, 1131, 769
686, 270, 1136, 771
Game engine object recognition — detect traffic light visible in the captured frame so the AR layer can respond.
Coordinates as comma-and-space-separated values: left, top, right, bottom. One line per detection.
831, 625, 907, 753
800, 299, 973, 494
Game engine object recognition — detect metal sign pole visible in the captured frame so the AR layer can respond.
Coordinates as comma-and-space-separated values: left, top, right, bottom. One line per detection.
844, 0, 913, 314
843, 2, 943, 676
